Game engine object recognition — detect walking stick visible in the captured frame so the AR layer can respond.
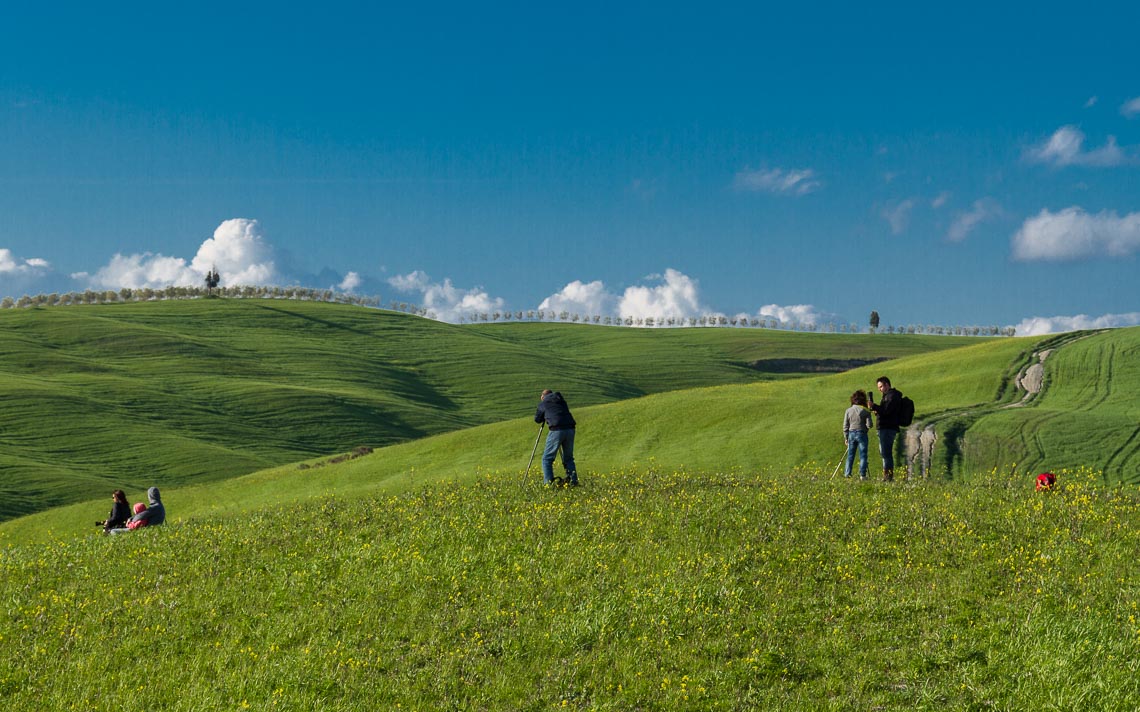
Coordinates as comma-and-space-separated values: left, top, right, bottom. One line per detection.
831, 443, 850, 479
526, 424, 545, 479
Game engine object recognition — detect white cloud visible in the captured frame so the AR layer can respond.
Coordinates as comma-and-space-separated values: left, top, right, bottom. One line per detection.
931, 191, 951, 209
1085, 96, 1098, 108
537, 269, 718, 323
1012, 207, 1140, 261
1121, 96, 1140, 118
338, 271, 362, 292
1026, 125, 1126, 167
0, 249, 51, 275
387, 270, 504, 322
84, 218, 279, 290
733, 167, 822, 196
1014, 312, 1140, 336
539, 279, 615, 317
618, 269, 709, 319
750, 303, 833, 327
87, 252, 199, 290
882, 199, 916, 235
947, 198, 1002, 242
189, 218, 277, 286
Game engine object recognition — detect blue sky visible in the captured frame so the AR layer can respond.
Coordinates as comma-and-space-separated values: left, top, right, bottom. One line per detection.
2, 1, 1138, 333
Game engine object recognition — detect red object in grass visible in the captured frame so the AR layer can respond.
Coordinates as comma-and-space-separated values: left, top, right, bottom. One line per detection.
1036, 472, 1056, 491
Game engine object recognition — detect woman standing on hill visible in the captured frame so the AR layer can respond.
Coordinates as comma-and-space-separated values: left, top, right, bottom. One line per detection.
842, 391, 873, 480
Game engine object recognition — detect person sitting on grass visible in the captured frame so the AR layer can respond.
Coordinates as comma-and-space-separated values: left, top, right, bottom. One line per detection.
109, 487, 166, 534
97, 489, 131, 533
126, 502, 149, 530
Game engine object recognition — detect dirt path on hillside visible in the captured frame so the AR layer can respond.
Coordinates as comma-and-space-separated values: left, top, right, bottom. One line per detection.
902, 331, 1098, 478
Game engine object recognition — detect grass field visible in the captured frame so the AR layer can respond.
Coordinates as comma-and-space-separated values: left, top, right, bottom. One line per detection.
3, 303, 1137, 709
0, 299, 983, 520
3, 466, 1138, 710
1, 332, 1044, 546
955, 327, 1140, 479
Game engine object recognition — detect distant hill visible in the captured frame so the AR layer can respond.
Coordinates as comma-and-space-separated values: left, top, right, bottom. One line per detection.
0, 299, 980, 520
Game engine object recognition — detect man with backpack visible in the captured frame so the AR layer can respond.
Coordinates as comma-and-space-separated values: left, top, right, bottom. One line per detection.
534, 389, 579, 487
868, 376, 912, 481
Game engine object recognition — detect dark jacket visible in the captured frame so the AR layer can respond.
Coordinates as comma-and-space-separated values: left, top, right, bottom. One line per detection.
129, 487, 166, 527
870, 388, 903, 430
535, 392, 576, 431
104, 501, 131, 532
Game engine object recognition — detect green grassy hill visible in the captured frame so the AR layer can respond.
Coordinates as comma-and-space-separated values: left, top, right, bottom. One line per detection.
3, 467, 1138, 710
954, 327, 1140, 477
3, 333, 1046, 545
0, 299, 980, 520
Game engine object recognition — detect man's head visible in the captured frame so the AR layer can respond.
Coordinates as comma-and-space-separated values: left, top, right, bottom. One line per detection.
540, 389, 552, 400
876, 376, 891, 394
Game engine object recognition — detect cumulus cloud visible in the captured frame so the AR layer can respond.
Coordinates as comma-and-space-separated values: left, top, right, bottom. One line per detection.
189, 219, 277, 285
748, 303, 835, 327
1121, 96, 1140, 118
1025, 125, 1127, 167
535, 269, 837, 328
387, 270, 504, 322
1012, 207, 1140, 261
0, 249, 51, 275
947, 198, 1002, 242
338, 271, 362, 292
538, 269, 714, 323
881, 199, 916, 235
86, 252, 198, 290
733, 167, 822, 196
539, 279, 615, 317
1014, 312, 1140, 336
618, 269, 707, 319
83, 218, 279, 290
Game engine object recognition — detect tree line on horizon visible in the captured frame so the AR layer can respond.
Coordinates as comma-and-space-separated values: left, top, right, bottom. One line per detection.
0, 286, 1015, 337
407, 304, 1015, 336
0, 285, 381, 309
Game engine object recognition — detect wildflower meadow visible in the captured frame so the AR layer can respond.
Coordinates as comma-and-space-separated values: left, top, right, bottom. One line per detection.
4, 465, 1139, 710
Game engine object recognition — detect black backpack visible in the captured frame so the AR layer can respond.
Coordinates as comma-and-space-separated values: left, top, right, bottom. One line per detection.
898, 394, 915, 427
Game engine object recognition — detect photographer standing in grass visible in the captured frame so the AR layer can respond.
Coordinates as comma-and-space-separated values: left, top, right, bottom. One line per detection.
534, 390, 578, 487
869, 376, 902, 481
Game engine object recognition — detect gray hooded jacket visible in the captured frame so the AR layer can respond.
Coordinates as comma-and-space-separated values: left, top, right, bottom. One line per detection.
129, 487, 166, 527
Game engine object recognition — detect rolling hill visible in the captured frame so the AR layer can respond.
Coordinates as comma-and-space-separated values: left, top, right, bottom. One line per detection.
0, 299, 981, 520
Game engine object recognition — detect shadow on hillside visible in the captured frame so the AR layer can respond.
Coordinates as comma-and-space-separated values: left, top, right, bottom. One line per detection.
251, 303, 462, 413
744, 357, 889, 374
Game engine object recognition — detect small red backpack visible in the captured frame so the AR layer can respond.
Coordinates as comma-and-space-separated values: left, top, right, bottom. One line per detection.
1036, 472, 1056, 491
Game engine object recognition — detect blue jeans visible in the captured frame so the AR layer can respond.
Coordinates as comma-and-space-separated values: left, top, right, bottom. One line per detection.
845, 430, 869, 478
542, 428, 577, 484
878, 428, 899, 473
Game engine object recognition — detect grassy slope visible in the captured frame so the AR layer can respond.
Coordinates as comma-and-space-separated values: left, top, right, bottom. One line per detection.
2, 335, 1041, 545
3, 467, 1138, 710
957, 327, 1140, 480
0, 299, 980, 520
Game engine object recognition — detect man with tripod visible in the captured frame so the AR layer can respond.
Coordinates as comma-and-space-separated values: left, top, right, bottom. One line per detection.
534, 389, 579, 487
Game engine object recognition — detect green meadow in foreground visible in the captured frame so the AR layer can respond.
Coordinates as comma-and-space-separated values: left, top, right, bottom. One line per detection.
3, 466, 1138, 710
0, 299, 980, 520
